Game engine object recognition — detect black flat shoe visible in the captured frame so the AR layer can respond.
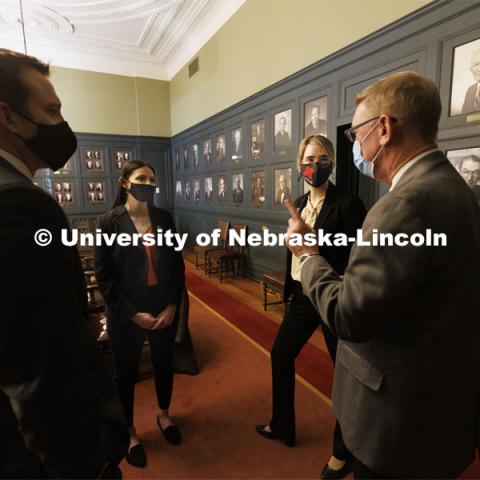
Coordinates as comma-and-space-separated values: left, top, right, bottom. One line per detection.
255, 424, 295, 447
126, 443, 147, 468
320, 461, 352, 480
157, 416, 182, 445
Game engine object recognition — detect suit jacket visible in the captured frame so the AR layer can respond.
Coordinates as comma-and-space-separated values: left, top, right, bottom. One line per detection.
462, 82, 480, 114
233, 188, 244, 203
304, 119, 327, 137
275, 187, 292, 204
0, 157, 129, 478
95, 204, 185, 325
275, 131, 290, 148
301, 151, 480, 477
284, 182, 366, 302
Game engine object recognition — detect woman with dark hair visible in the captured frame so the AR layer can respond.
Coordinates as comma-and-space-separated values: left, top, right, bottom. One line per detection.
256, 136, 366, 480
95, 160, 185, 468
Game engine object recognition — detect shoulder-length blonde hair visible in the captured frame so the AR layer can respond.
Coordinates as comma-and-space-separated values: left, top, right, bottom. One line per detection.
296, 135, 336, 172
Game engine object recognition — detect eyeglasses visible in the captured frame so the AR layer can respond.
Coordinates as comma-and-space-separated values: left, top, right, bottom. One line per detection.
344, 116, 398, 143
344, 117, 379, 143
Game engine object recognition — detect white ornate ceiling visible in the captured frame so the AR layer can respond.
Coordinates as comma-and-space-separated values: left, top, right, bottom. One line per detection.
0, 0, 245, 80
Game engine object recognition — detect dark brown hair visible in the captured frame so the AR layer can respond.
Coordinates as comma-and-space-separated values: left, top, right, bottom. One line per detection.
112, 159, 156, 207
0, 48, 50, 113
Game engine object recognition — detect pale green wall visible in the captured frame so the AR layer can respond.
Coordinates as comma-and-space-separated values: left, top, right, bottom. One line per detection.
169, 0, 432, 135
50, 67, 171, 137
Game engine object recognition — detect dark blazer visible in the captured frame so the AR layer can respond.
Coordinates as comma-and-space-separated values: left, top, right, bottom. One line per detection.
0, 157, 129, 478
302, 151, 480, 477
283, 181, 366, 303
461, 82, 479, 114
95, 204, 185, 325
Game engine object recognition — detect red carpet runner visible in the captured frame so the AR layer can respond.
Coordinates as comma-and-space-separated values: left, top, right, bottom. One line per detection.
185, 269, 334, 400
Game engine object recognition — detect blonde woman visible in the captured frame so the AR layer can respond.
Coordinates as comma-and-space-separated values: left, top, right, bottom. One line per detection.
256, 135, 366, 479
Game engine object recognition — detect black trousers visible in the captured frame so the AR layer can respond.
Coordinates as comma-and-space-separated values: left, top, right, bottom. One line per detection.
270, 282, 351, 460
107, 285, 177, 427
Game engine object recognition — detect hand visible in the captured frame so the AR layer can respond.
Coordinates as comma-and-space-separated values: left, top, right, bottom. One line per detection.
132, 312, 157, 329
151, 304, 177, 330
284, 199, 319, 258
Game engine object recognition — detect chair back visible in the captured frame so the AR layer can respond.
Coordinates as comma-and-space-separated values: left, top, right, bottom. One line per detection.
218, 219, 230, 248
230, 224, 247, 255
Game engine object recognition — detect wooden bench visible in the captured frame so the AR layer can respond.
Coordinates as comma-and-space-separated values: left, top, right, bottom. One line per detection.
261, 271, 285, 311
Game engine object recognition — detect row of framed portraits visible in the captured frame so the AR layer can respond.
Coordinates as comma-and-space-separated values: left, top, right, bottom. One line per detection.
174, 166, 311, 208
174, 96, 327, 171
174, 144, 480, 208
33, 178, 116, 208
51, 147, 135, 177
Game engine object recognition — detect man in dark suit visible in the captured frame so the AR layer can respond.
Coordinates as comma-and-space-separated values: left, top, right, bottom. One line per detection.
275, 174, 291, 204
275, 116, 290, 149
232, 176, 243, 203
286, 71, 480, 478
217, 176, 227, 202
0, 48, 129, 478
205, 178, 213, 202
304, 104, 327, 137
461, 48, 480, 114
458, 154, 480, 202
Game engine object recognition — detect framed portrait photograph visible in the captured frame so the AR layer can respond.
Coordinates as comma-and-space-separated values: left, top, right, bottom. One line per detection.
446, 147, 480, 201
175, 180, 182, 201
274, 109, 292, 154
251, 170, 265, 205
113, 149, 132, 171
85, 180, 106, 204
304, 96, 327, 137
204, 177, 213, 202
193, 178, 201, 203
184, 179, 192, 201
203, 140, 212, 166
183, 146, 189, 169
192, 144, 200, 168
81, 147, 106, 175
450, 38, 480, 116
274, 168, 292, 205
175, 151, 180, 171
231, 128, 242, 161
217, 175, 227, 202
216, 134, 226, 163
250, 119, 265, 161
53, 181, 75, 206
232, 173, 244, 204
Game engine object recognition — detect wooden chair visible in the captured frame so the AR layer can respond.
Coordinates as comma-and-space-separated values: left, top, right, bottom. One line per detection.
194, 219, 230, 272
207, 224, 247, 283
260, 271, 285, 310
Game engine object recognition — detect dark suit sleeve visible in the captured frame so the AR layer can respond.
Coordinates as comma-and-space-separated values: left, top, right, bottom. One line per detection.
94, 215, 138, 323
301, 195, 427, 342
0, 185, 128, 477
163, 211, 186, 306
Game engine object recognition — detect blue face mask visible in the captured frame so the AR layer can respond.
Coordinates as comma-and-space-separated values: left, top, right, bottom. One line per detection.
353, 140, 374, 178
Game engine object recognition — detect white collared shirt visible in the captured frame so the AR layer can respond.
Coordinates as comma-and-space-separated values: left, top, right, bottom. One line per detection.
0, 148, 33, 180
389, 148, 439, 191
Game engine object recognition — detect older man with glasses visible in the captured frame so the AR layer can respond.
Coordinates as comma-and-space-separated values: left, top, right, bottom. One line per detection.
285, 71, 480, 479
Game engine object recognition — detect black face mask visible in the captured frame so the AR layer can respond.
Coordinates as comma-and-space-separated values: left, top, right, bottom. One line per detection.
301, 160, 332, 188
128, 183, 156, 203
16, 111, 77, 171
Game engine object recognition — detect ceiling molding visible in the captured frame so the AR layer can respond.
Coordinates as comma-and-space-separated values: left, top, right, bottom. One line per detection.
0, 0, 246, 80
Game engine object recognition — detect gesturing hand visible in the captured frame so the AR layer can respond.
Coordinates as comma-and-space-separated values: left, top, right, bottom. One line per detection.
151, 303, 177, 330
284, 199, 318, 258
